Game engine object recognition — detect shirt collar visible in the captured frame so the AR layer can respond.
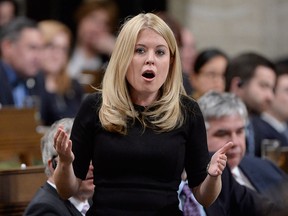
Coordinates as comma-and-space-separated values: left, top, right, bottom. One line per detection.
69, 197, 89, 213
261, 112, 287, 133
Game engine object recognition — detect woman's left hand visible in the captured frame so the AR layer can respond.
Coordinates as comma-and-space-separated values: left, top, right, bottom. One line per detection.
207, 141, 234, 177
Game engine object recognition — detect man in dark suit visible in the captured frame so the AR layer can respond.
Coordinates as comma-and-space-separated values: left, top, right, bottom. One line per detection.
252, 62, 288, 157
225, 52, 277, 156
197, 91, 288, 208
24, 118, 94, 216
0, 16, 44, 108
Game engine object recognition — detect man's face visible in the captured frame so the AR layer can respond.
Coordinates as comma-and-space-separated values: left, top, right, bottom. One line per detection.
240, 66, 276, 114
8, 28, 44, 78
78, 162, 94, 199
268, 74, 288, 121
206, 114, 246, 169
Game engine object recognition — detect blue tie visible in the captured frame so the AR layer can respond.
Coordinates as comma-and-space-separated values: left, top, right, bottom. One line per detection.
246, 122, 255, 156
181, 183, 201, 216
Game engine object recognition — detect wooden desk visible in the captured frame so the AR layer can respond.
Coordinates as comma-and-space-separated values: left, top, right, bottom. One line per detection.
0, 166, 46, 215
0, 107, 43, 166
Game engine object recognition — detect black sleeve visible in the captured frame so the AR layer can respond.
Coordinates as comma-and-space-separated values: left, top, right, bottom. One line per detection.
182, 96, 210, 188
71, 92, 101, 180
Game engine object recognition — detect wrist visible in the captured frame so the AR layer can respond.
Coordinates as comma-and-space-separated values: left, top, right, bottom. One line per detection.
206, 162, 219, 177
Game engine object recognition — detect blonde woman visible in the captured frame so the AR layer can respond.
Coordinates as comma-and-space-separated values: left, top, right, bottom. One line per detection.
38, 20, 84, 126
54, 13, 232, 215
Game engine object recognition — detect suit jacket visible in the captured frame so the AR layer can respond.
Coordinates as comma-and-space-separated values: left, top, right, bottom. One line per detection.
239, 155, 288, 204
0, 60, 45, 107
24, 182, 83, 216
204, 166, 280, 216
252, 116, 288, 157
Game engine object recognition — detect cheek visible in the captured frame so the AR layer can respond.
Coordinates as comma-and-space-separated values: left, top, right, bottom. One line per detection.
126, 65, 137, 85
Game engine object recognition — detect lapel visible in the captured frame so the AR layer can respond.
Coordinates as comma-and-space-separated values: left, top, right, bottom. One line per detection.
64, 200, 83, 216
239, 156, 267, 193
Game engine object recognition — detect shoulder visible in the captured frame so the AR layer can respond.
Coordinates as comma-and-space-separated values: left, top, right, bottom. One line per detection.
25, 185, 70, 215
180, 95, 199, 111
180, 95, 203, 119
81, 92, 102, 109
241, 155, 285, 174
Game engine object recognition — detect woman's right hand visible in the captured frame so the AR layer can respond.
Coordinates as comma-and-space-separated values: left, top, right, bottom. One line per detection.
53, 127, 74, 164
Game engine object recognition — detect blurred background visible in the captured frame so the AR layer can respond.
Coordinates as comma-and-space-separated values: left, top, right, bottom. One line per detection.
14, 0, 288, 61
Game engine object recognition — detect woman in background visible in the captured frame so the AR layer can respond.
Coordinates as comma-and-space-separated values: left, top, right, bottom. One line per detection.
39, 20, 84, 126
190, 48, 229, 100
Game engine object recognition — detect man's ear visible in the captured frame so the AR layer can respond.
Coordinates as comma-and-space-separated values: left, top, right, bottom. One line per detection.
230, 77, 244, 93
47, 159, 55, 173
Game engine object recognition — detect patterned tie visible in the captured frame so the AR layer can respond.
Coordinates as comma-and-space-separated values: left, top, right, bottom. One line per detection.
81, 203, 90, 215
181, 183, 201, 216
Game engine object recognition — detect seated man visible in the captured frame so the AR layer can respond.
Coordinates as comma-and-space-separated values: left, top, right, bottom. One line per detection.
198, 91, 288, 207
24, 118, 94, 216
178, 91, 288, 215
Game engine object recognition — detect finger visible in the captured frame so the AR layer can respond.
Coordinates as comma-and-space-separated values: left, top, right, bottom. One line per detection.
53, 128, 62, 146
218, 141, 234, 154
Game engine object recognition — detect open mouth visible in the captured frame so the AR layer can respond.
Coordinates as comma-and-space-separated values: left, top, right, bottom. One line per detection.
142, 71, 155, 79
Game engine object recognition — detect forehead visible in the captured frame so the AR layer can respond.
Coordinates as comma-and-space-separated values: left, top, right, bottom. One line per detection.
19, 28, 42, 40
208, 115, 245, 131
253, 65, 276, 81
136, 28, 168, 46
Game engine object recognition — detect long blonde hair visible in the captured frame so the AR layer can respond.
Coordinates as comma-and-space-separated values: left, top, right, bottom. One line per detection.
99, 13, 186, 134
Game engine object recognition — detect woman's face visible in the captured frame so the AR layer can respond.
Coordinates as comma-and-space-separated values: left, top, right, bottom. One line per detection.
126, 28, 171, 105
41, 32, 70, 74
191, 55, 227, 97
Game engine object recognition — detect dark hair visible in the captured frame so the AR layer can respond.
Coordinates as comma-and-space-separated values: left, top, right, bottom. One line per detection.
225, 52, 276, 91
193, 48, 228, 74
0, 16, 37, 42
275, 58, 288, 76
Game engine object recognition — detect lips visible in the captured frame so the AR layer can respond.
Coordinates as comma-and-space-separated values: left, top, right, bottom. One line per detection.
142, 70, 155, 79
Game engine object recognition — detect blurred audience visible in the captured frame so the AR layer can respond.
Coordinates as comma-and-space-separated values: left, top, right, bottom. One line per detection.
190, 48, 228, 100
38, 20, 84, 126
0, 0, 18, 28
0, 16, 44, 109
24, 118, 94, 216
180, 27, 197, 77
198, 91, 288, 208
252, 61, 288, 156
67, 0, 118, 85
225, 52, 277, 156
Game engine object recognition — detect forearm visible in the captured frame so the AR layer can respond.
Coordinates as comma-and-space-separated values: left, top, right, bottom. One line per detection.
54, 161, 80, 199
192, 174, 222, 207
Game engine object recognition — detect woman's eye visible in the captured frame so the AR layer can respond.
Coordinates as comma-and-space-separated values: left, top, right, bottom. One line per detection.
135, 47, 145, 54
156, 49, 165, 56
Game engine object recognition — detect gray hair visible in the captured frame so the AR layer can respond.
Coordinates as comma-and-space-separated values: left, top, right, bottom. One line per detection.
0, 16, 37, 42
197, 91, 248, 129
41, 118, 74, 176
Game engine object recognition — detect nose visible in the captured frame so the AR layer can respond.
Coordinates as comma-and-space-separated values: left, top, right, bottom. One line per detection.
145, 51, 155, 65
